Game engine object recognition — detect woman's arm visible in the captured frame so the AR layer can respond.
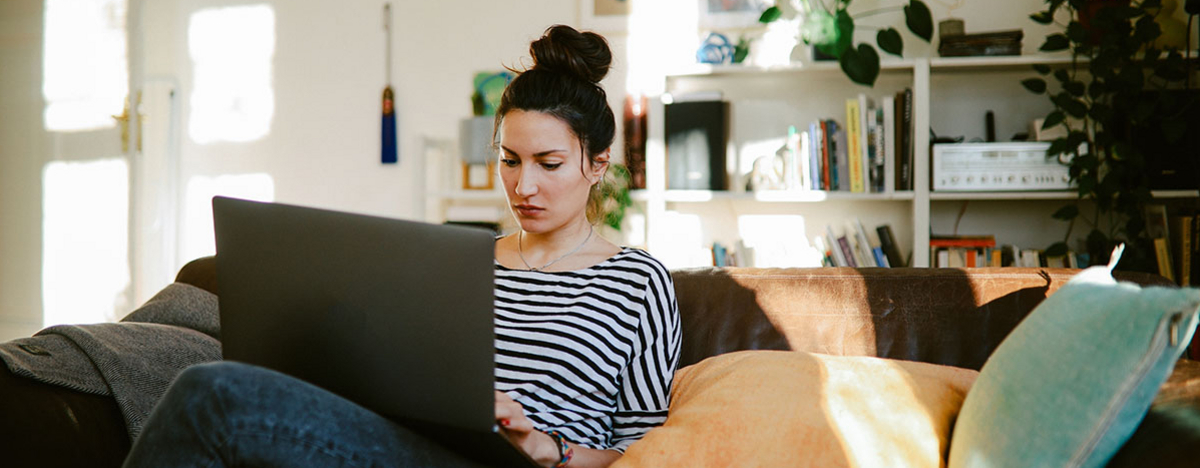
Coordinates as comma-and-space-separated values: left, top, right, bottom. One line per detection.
495, 391, 622, 468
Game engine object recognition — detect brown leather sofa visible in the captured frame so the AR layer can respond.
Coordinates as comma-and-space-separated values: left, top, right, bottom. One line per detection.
3, 257, 1198, 467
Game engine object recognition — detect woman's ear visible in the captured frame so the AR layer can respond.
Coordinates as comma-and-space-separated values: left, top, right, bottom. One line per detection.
590, 149, 611, 183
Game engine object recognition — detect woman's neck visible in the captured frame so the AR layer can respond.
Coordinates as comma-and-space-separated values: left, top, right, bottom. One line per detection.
519, 219, 593, 258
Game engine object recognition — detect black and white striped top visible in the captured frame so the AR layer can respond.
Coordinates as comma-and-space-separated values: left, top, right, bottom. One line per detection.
494, 247, 681, 453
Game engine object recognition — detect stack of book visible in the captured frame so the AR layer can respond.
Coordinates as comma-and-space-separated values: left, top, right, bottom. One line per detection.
938, 30, 1023, 57
788, 89, 915, 193
931, 235, 1091, 268
815, 221, 906, 268
1147, 204, 1198, 287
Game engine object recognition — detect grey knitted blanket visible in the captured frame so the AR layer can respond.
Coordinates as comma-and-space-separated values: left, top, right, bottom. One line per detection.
0, 283, 222, 440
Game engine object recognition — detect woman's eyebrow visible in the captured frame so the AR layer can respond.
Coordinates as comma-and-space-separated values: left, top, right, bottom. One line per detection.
500, 146, 568, 158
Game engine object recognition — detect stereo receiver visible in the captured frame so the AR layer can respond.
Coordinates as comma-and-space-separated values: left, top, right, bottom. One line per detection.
932, 142, 1074, 192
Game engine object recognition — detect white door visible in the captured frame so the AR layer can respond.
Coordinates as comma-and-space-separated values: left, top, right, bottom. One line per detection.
38, 0, 168, 327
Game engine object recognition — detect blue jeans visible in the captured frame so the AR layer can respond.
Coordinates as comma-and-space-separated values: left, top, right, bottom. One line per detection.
122, 361, 486, 468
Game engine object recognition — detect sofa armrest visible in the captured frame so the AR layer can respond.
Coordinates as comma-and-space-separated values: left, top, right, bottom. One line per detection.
175, 256, 217, 296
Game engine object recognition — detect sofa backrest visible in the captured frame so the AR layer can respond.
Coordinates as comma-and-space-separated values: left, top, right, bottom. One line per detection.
670, 266, 1172, 370
175, 256, 1172, 371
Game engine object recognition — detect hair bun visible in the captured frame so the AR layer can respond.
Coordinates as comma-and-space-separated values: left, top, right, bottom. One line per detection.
529, 25, 611, 84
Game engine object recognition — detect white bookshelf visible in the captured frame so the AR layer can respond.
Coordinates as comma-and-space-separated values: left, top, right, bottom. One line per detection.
640, 54, 1196, 268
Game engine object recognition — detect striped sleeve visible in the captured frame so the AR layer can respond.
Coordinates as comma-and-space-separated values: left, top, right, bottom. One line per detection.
609, 253, 682, 452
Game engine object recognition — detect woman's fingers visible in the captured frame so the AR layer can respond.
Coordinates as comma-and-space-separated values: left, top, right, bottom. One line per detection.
494, 392, 535, 433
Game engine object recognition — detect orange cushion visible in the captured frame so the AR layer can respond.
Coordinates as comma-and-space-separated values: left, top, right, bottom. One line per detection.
613, 350, 978, 468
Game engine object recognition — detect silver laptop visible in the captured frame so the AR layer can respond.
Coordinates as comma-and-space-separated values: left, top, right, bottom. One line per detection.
212, 196, 536, 467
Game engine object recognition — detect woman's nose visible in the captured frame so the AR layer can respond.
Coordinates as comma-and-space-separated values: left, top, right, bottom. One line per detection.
515, 168, 537, 197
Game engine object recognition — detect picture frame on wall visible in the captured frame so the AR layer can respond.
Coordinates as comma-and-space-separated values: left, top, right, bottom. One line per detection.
699, 0, 772, 29
581, 0, 631, 33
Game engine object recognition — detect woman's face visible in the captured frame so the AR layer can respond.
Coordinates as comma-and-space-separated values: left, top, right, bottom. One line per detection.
498, 110, 605, 235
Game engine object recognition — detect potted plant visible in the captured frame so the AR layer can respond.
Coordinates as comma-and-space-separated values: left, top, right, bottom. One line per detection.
1022, 0, 1198, 270
759, 0, 934, 86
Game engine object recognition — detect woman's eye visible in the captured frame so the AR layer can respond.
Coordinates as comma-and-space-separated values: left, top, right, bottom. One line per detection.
501, 158, 519, 168
541, 163, 562, 170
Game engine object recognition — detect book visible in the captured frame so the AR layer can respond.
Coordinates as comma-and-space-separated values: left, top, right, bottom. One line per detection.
1169, 215, 1193, 286
851, 220, 877, 267
826, 225, 848, 267
845, 98, 865, 193
1146, 205, 1174, 282
833, 120, 850, 191
930, 235, 997, 248
836, 234, 858, 268
858, 94, 874, 193
820, 120, 833, 190
816, 122, 825, 192
869, 107, 886, 193
896, 88, 914, 191
876, 224, 905, 267
881, 95, 896, 194
965, 249, 977, 268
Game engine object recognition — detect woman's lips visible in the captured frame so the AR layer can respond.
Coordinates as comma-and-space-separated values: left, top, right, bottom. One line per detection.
515, 204, 544, 217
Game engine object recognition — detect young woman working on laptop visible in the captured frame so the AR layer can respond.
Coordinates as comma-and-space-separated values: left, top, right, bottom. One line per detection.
123, 25, 681, 468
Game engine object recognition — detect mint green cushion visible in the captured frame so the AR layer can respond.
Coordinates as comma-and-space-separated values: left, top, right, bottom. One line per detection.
948, 263, 1200, 468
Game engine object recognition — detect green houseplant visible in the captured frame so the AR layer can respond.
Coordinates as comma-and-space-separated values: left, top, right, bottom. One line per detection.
759, 0, 934, 86
1022, 0, 1198, 270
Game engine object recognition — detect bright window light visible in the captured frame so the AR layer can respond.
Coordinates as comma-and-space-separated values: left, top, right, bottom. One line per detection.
43, 0, 128, 132
188, 5, 275, 144
42, 159, 130, 327
181, 174, 275, 263
738, 215, 823, 268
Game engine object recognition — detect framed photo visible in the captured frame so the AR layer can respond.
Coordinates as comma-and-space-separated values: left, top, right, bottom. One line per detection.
581, 0, 631, 33
700, 0, 772, 29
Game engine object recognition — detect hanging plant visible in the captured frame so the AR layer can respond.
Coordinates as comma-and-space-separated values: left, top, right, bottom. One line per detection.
759, 0, 934, 86
1023, 0, 1198, 270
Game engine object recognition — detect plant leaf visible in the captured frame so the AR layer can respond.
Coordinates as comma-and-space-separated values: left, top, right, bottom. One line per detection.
839, 44, 881, 86
877, 28, 903, 56
1022, 78, 1048, 94
1064, 80, 1085, 97
1143, 0, 1163, 10
1030, 10, 1054, 24
1054, 69, 1070, 84
759, 6, 782, 23
1052, 205, 1080, 221
1033, 64, 1051, 75
904, 0, 934, 42
1187, 0, 1199, 15
1134, 15, 1161, 43
1041, 34, 1070, 52
1042, 111, 1065, 129
1048, 138, 1072, 157
1046, 242, 1070, 257
1067, 21, 1087, 43
1055, 93, 1088, 118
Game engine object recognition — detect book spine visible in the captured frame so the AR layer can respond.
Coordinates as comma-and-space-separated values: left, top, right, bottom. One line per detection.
899, 88, 914, 191
876, 225, 905, 268
873, 247, 890, 268
834, 121, 849, 191
858, 94, 872, 193
826, 225, 847, 266
870, 107, 885, 193
846, 99, 864, 193
1155, 237, 1175, 282
836, 235, 858, 268
820, 120, 832, 190
882, 96, 896, 194
809, 121, 823, 190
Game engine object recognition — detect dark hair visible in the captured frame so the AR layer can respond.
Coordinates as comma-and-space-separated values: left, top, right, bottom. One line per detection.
495, 24, 616, 224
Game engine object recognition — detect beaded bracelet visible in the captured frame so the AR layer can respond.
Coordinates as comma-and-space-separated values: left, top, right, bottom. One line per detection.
545, 430, 573, 468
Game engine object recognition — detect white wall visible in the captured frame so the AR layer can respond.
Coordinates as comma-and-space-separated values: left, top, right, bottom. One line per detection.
0, 0, 46, 340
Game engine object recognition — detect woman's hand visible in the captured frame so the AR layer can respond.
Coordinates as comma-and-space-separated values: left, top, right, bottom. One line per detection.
495, 391, 560, 467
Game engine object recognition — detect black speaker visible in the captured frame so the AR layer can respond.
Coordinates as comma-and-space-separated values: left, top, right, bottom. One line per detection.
665, 100, 728, 190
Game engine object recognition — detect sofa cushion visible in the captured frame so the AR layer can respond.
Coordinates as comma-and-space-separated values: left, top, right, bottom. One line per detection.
948, 251, 1200, 468
612, 350, 978, 468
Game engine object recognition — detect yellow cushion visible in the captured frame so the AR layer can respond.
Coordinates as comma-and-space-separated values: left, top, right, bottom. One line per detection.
613, 350, 978, 468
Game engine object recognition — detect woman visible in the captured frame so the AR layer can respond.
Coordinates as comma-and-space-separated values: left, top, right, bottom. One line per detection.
123, 25, 680, 468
